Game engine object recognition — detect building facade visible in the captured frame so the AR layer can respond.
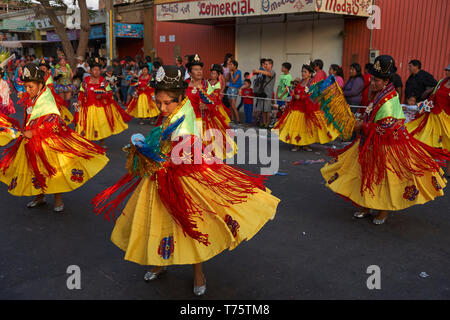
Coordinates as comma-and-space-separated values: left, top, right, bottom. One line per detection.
153, 0, 450, 95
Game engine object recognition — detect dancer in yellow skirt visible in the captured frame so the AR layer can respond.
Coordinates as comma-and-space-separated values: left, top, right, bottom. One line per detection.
406, 71, 450, 177
321, 56, 449, 225
185, 54, 237, 159
0, 63, 109, 212
74, 58, 131, 145
125, 64, 160, 124
92, 65, 279, 296
273, 64, 340, 152
39, 58, 73, 125
208, 64, 231, 124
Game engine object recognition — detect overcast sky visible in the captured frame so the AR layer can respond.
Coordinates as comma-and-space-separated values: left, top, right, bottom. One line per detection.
86, 0, 98, 10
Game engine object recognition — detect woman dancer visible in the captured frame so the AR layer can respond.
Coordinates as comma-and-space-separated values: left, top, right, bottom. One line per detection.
208, 63, 231, 124
74, 58, 131, 145
321, 56, 448, 225
126, 65, 160, 125
273, 64, 340, 152
92, 65, 279, 296
0, 63, 109, 212
185, 55, 236, 159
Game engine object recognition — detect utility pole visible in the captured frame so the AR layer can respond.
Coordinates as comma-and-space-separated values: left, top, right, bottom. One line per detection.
105, 0, 116, 62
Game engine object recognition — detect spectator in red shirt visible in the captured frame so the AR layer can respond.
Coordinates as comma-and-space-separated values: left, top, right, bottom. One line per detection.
311, 59, 327, 84
240, 79, 254, 125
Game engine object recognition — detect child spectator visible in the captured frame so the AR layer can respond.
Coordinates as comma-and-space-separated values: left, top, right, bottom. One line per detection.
329, 64, 345, 88
240, 79, 254, 125
276, 62, 293, 110
402, 95, 419, 123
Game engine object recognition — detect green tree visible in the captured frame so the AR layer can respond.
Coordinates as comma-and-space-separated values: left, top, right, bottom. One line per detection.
2, 0, 91, 69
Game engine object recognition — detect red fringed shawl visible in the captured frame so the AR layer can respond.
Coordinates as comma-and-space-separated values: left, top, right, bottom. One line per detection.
92, 135, 265, 246
330, 83, 450, 195
0, 113, 106, 192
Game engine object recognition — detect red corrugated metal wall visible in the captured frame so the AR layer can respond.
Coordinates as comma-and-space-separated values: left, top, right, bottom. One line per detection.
343, 0, 450, 94
153, 18, 235, 78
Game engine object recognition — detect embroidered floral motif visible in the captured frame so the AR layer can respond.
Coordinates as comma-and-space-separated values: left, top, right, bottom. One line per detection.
94, 131, 98, 138
295, 135, 301, 143
224, 214, 240, 238
70, 169, 84, 183
431, 176, 442, 191
328, 173, 339, 184
81, 130, 86, 137
31, 177, 41, 189
438, 136, 443, 144
8, 177, 17, 191
158, 236, 174, 260
285, 134, 291, 141
403, 185, 419, 201
328, 157, 337, 165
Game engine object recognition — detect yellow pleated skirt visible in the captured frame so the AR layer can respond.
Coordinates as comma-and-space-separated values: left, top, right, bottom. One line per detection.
321, 139, 447, 211
76, 104, 128, 141
0, 139, 109, 196
274, 110, 340, 146
111, 173, 279, 266
406, 112, 450, 151
127, 93, 160, 119
59, 105, 74, 125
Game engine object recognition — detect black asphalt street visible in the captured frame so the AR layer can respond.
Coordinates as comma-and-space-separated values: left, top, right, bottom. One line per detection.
1, 97, 449, 300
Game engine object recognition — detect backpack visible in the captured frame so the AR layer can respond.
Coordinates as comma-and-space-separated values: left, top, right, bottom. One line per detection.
254, 73, 274, 98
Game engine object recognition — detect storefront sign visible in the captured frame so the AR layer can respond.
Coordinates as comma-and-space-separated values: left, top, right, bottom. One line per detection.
0, 20, 34, 32
46, 29, 80, 42
157, 0, 315, 21
115, 23, 144, 38
315, 0, 372, 17
156, 0, 372, 21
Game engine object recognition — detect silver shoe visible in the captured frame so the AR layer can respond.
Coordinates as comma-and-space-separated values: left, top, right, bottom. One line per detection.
27, 197, 46, 208
353, 211, 369, 219
193, 278, 207, 296
144, 267, 167, 282
54, 204, 64, 213
373, 216, 387, 225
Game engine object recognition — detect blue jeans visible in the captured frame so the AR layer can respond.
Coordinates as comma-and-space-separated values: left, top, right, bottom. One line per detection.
244, 104, 253, 124
121, 85, 129, 102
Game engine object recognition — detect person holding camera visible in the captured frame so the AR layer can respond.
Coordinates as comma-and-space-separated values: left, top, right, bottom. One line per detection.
253, 59, 276, 129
